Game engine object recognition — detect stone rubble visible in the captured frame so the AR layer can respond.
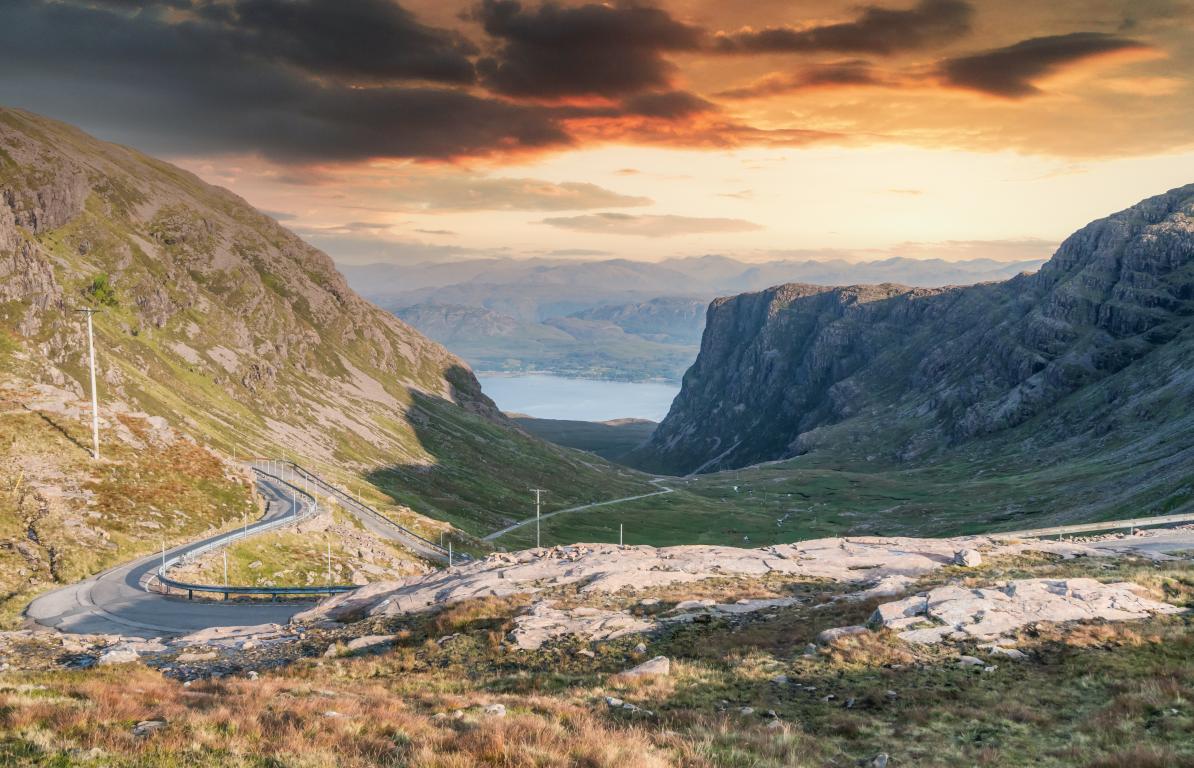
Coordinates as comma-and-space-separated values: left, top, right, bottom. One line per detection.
870, 578, 1184, 644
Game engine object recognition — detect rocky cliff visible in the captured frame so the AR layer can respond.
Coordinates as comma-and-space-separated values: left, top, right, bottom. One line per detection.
0, 108, 648, 535
629, 184, 1194, 475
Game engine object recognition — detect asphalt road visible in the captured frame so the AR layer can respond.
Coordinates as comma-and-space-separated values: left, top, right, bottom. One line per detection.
1084, 528, 1194, 558
25, 474, 316, 639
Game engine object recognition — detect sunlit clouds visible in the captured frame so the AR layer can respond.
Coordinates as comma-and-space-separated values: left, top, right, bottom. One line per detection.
1, 0, 1190, 264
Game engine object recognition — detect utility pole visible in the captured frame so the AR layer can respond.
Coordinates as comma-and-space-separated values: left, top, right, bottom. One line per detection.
74, 308, 102, 460
620, 523, 624, 547
531, 489, 546, 549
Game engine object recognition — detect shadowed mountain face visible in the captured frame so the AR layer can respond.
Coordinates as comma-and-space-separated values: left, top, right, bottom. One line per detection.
628, 184, 1194, 476
0, 107, 649, 533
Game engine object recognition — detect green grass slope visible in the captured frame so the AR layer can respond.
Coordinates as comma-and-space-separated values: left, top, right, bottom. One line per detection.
0, 107, 651, 547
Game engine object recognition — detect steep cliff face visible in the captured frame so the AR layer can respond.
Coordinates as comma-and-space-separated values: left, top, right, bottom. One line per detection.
0, 108, 647, 534
630, 184, 1194, 475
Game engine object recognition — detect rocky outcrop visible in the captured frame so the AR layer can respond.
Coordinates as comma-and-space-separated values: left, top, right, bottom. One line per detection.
508, 601, 654, 650
870, 578, 1183, 644
294, 536, 1096, 624
629, 184, 1194, 474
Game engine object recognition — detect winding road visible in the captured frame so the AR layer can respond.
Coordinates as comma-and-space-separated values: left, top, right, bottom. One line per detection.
26, 474, 316, 639
24, 458, 1194, 641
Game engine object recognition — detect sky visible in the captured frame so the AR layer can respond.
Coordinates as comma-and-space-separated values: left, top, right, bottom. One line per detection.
1, 0, 1192, 265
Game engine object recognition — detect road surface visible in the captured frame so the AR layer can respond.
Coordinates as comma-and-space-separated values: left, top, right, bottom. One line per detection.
25, 474, 316, 639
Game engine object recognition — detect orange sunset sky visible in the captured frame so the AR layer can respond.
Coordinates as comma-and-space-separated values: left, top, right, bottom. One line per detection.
2, 0, 1192, 264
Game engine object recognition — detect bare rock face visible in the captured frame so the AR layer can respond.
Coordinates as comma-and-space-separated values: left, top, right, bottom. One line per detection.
294, 536, 1094, 624
508, 601, 653, 650
871, 578, 1183, 644
628, 183, 1194, 474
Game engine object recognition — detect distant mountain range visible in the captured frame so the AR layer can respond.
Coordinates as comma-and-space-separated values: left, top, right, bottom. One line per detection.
347, 255, 1044, 381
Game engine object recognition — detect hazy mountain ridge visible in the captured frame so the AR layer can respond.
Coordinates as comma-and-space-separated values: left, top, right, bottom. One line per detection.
0, 107, 649, 537
629, 184, 1194, 481
358, 258, 1040, 381
393, 301, 698, 381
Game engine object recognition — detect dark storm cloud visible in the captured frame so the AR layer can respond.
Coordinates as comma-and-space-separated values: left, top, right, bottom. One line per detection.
717, 61, 884, 99
620, 90, 716, 119
206, 0, 478, 84
714, 0, 973, 55
0, 0, 568, 161
473, 0, 705, 99
939, 32, 1150, 97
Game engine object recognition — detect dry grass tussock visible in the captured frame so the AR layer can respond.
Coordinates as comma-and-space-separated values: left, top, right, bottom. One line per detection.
0, 666, 674, 767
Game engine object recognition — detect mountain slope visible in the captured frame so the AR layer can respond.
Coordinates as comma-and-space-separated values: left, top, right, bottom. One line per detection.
629, 184, 1194, 493
0, 107, 649, 540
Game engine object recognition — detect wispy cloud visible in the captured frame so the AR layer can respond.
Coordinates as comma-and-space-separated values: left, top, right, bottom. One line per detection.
540, 212, 762, 238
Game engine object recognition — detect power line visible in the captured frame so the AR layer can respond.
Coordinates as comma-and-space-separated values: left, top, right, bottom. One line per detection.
531, 489, 547, 549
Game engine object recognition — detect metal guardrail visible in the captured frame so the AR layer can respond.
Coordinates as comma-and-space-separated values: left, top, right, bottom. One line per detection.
154, 468, 358, 600
257, 459, 453, 563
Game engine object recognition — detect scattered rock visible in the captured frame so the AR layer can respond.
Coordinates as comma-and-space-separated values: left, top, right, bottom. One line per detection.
816, 625, 868, 645
96, 647, 140, 666
619, 655, 670, 678
344, 635, 395, 653
953, 549, 983, 567
872, 754, 889, 768
483, 703, 506, 717
175, 650, 218, 663
132, 720, 167, 737
633, 642, 648, 654
957, 655, 984, 667
983, 644, 1028, 661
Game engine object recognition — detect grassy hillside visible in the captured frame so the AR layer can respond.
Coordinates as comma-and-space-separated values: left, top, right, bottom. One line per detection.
0, 107, 652, 550
0, 379, 256, 626
512, 416, 656, 461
